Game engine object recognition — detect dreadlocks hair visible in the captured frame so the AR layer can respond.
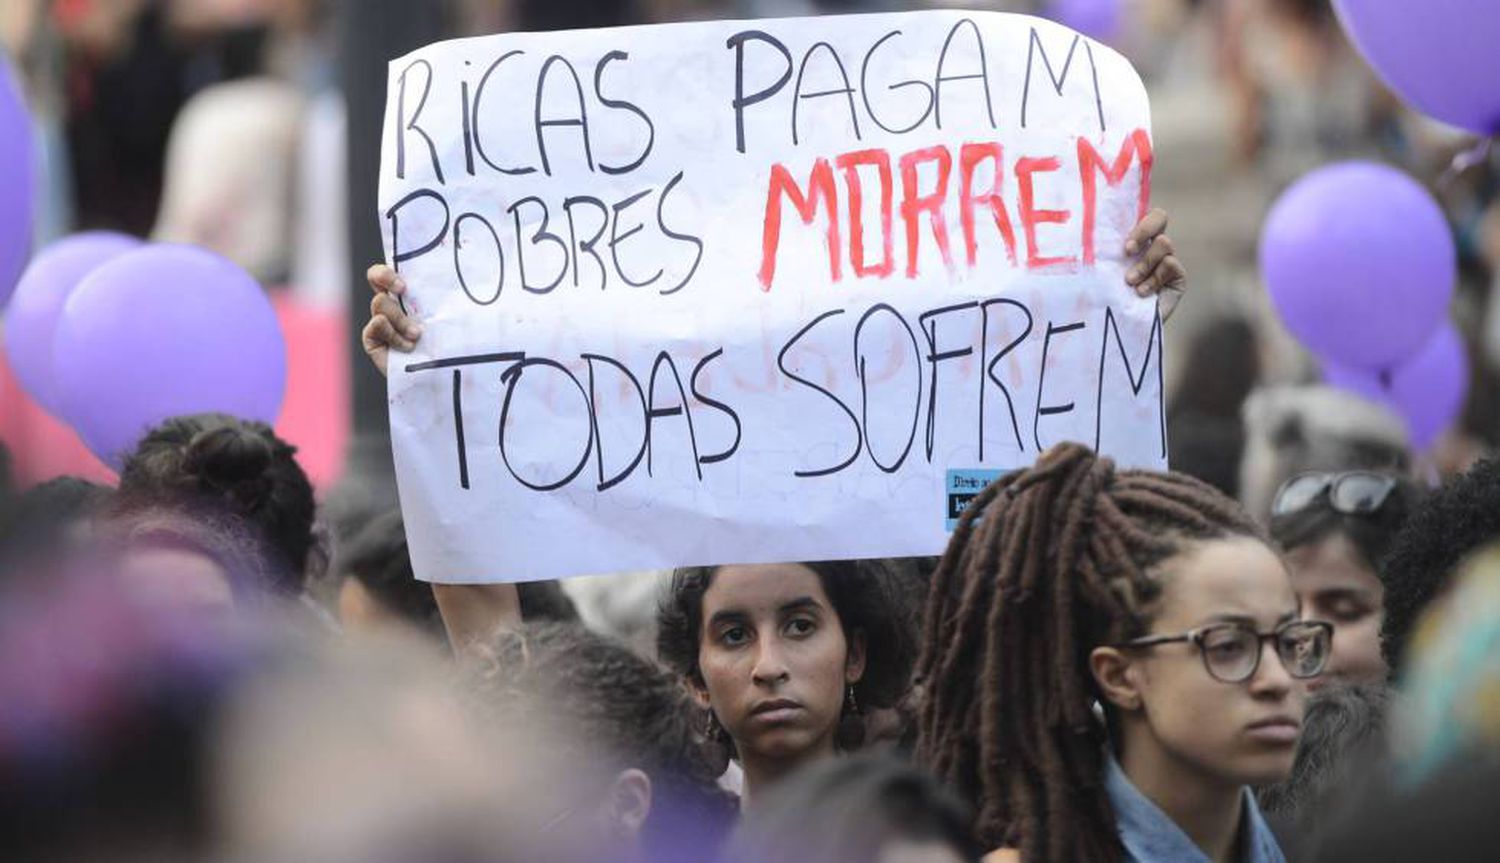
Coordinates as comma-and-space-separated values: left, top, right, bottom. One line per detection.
914, 442, 1268, 862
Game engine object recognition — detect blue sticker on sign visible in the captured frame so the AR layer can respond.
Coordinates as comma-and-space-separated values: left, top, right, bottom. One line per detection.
946, 468, 1005, 531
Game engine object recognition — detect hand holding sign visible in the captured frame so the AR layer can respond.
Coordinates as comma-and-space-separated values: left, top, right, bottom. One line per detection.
1123, 208, 1184, 319
363, 263, 422, 376
377, 11, 1168, 582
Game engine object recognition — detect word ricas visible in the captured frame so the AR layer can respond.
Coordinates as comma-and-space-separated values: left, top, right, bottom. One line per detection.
758, 129, 1151, 289
386, 48, 704, 303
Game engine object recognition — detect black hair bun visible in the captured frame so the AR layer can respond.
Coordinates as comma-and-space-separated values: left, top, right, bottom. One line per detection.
183, 424, 275, 510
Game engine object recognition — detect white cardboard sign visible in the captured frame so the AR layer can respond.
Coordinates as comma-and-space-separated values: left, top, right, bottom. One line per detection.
378, 10, 1163, 582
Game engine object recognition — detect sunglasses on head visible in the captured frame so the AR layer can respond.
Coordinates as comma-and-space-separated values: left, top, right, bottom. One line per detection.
1271, 471, 1399, 519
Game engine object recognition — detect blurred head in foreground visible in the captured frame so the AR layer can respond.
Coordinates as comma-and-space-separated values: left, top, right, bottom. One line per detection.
721, 753, 981, 863
0, 570, 516, 863
470, 621, 737, 863
116, 413, 321, 598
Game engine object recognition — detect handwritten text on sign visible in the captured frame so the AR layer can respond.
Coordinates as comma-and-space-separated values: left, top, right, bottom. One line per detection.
379, 11, 1163, 582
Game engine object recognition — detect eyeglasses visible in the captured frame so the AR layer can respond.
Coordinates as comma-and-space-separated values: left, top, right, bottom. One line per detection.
1271, 471, 1399, 518
1114, 620, 1333, 684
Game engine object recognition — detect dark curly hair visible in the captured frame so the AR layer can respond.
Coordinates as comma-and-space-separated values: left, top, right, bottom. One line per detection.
470, 622, 737, 861
656, 559, 918, 752
0, 477, 113, 576
1380, 458, 1500, 672
115, 414, 315, 596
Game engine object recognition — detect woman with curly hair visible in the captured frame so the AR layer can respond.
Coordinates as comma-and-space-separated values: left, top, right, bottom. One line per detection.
470, 621, 737, 863
113, 412, 320, 597
657, 559, 916, 807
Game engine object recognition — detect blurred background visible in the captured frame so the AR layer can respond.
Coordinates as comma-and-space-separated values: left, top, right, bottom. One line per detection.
0, 0, 1495, 512
1, 6, 1499, 863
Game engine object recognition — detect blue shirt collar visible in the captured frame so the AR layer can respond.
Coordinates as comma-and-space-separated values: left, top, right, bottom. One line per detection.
1104, 755, 1285, 863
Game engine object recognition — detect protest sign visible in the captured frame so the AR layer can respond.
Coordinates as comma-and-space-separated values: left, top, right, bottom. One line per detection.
378, 10, 1162, 582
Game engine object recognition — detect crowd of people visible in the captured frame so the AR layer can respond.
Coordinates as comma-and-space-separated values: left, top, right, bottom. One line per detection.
3, 358, 1500, 862
0, 207, 1496, 862
3, 1, 1500, 862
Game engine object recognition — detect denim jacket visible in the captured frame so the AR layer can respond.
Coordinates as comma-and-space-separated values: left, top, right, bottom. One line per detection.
1105, 757, 1286, 863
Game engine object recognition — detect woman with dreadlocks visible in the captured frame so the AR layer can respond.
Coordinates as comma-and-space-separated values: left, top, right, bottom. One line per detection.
916, 442, 1332, 863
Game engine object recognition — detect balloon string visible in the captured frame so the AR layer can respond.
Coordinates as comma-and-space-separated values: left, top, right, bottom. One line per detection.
1437, 136, 1494, 192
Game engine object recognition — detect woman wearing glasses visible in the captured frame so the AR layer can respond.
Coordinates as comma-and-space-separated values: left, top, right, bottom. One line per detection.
1270, 471, 1419, 687
917, 442, 1331, 863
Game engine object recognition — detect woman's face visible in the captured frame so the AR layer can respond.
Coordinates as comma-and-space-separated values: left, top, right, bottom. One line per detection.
694, 564, 865, 765
1121, 537, 1307, 788
1285, 532, 1386, 687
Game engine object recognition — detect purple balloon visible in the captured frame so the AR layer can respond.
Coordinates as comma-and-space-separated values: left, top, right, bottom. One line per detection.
1325, 323, 1469, 452
4, 232, 141, 415
53, 245, 287, 469
1260, 162, 1455, 371
1047, 0, 1122, 42
0, 60, 34, 306
1334, 0, 1500, 136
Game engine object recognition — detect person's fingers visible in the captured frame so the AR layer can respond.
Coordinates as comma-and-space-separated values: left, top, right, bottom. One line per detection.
1158, 279, 1185, 322
366, 263, 406, 296
363, 314, 409, 353
1136, 258, 1175, 297
362, 317, 390, 376
364, 313, 416, 360
1124, 208, 1168, 256
370, 291, 423, 340
368, 290, 403, 330
361, 314, 383, 350
1156, 255, 1187, 294
1128, 235, 1176, 290
1143, 234, 1175, 273
1144, 256, 1187, 321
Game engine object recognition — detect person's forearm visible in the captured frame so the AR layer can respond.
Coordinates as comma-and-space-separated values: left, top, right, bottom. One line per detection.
431, 582, 522, 655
